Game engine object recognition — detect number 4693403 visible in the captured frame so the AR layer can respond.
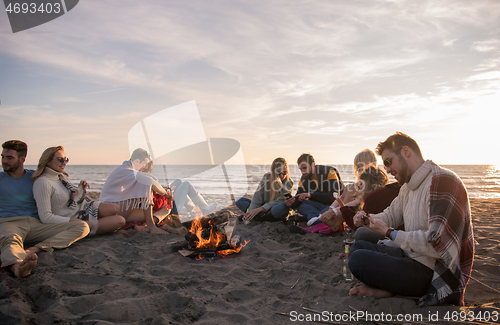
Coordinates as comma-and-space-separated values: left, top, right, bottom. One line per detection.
5, 2, 62, 14
444, 310, 499, 322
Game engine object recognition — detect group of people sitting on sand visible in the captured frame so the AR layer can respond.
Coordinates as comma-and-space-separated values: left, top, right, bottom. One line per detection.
0, 132, 474, 308
0, 141, 216, 277
236, 132, 474, 307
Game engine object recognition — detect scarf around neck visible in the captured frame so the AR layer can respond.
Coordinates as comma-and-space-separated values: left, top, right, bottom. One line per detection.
417, 162, 474, 307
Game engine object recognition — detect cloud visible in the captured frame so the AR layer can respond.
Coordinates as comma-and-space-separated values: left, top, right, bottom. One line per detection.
80, 88, 126, 96
472, 39, 500, 52
443, 39, 457, 47
52, 97, 86, 103
464, 71, 500, 81
299, 120, 328, 128
2, 0, 500, 164
305, 121, 351, 135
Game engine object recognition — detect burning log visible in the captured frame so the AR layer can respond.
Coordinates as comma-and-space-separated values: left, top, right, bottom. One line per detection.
184, 225, 228, 250
178, 211, 249, 259
182, 210, 233, 230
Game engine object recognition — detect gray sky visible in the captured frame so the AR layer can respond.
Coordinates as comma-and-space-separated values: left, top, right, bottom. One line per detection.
1, 0, 500, 166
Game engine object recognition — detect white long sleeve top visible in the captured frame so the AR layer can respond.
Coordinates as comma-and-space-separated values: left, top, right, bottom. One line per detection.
33, 167, 84, 223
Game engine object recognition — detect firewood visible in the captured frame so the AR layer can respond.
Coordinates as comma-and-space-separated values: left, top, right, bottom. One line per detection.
182, 210, 234, 229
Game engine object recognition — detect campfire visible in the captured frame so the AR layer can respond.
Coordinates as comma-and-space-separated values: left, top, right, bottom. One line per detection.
178, 211, 249, 260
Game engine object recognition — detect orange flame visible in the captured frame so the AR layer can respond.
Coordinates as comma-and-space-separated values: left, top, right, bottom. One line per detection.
218, 239, 250, 258
189, 217, 226, 249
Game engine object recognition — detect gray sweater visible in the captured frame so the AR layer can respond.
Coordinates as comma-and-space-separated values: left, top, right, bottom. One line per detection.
249, 172, 293, 212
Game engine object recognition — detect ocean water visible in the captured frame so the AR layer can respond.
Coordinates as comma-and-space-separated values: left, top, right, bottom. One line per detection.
26, 164, 500, 200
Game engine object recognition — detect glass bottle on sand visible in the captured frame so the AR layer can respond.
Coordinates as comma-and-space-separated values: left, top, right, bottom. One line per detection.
343, 228, 354, 281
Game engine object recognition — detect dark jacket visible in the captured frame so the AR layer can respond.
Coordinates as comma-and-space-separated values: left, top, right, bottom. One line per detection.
294, 165, 344, 207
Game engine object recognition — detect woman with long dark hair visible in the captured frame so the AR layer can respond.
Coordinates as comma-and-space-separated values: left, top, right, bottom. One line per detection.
236, 157, 294, 222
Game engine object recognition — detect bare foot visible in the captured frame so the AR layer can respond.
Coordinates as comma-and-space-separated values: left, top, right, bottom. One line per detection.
349, 285, 393, 298
148, 226, 168, 235
134, 225, 150, 233
25, 246, 42, 256
324, 215, 344, 232
10, 253, 38, 278
160, 224, 188, 235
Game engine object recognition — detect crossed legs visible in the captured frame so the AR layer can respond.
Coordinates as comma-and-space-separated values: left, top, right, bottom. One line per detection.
348, 240, 433, 298
1, 216, 89, 277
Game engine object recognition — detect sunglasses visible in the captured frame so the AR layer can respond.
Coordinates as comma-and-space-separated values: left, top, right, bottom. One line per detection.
55, 157, 69, 164
383, 148, 402, 168
277, 171, 287, 176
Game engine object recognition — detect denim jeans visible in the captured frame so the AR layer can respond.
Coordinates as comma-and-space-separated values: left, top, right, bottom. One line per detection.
354, 227, 385, 243
296, 200, 330, 221
235, 198, 290, 220
349, 240, 434, 297
169, 179, 196, 215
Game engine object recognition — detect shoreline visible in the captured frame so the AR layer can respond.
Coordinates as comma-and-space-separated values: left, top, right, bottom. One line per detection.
1, 197, 499, 324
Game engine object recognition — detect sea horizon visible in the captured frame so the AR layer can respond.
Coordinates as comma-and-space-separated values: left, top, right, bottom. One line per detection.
24, 164, 500, 200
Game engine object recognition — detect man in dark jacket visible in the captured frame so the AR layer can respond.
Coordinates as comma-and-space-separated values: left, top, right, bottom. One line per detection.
285, 153, 344, 221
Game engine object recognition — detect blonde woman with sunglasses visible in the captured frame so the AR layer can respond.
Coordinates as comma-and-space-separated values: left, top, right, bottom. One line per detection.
32, 146, 126, 236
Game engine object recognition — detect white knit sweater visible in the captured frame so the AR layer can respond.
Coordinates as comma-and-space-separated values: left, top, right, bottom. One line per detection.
33, 167, 86, 223
373, 160, 442, 269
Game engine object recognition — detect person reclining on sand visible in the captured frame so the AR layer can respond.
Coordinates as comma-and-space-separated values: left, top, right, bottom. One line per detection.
0, 140, 89, 278
32, 146, 126, 236
277, 153, 344, 223
350, 132, 474, 307
235, 157, 294, 222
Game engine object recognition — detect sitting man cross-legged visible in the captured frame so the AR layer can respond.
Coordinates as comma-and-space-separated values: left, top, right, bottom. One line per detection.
350, 132, 474, 306
284, 153, 344, 222
0, 140, 89, 278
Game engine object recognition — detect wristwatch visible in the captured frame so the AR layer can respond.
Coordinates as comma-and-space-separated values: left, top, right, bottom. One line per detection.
385, 227, 395, 239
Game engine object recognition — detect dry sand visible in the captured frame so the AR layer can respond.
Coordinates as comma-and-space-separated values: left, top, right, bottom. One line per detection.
1, 197, 499, 324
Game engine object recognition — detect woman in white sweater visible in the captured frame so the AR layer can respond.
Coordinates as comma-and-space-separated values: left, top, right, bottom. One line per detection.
32, 146, 126, 236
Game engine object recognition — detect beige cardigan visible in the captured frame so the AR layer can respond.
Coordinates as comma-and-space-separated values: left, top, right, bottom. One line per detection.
372, 160, 441, 269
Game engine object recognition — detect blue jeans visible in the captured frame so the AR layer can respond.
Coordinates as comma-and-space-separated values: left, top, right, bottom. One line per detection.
235, 198, 290, 220
354, 227, 385, 243
296, 200, 330, 221
349, 240, 434, 297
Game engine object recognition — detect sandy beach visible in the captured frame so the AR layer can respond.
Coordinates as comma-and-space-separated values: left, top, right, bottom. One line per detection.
1, 196, 499, 324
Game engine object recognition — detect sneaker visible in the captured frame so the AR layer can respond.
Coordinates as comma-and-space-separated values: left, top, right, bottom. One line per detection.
201, 202, 218, 215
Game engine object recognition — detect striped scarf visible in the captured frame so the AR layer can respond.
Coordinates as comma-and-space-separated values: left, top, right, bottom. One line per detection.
59, 175, 85, 208
417, 162, 474, 307
59, 175, 98, 223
